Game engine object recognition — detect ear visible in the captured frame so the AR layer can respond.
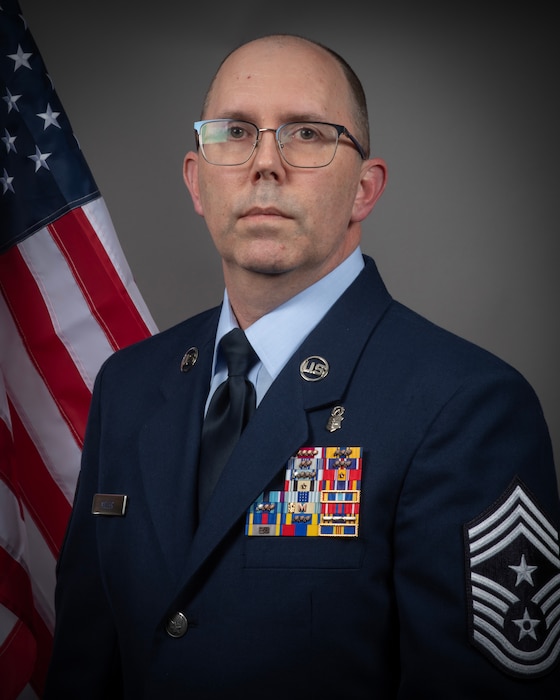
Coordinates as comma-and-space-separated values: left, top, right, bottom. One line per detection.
183, 151, 204, 217
351, 157, 387, 223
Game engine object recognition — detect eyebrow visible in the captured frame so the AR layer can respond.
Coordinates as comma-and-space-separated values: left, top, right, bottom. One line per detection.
212, 111, 330, 125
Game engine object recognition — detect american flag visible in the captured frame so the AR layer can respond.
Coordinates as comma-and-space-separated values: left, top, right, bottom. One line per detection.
0, 2, 157, 697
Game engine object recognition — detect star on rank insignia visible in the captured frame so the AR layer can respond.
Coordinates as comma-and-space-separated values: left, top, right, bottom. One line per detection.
464, 477, 560, 678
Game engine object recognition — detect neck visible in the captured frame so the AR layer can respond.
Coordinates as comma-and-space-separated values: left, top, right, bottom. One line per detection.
224, 268, 307, 329
223, 247, 360, 329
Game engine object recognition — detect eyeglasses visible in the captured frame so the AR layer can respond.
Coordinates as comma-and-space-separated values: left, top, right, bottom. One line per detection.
193, 119, 367, 168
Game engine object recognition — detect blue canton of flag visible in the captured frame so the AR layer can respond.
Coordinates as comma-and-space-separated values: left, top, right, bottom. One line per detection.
0, 0, 99, 253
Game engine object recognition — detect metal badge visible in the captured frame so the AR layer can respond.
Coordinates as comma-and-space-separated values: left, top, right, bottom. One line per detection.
326, 405, 345, 432
91, 493, 127, 516
180, 346, 198, 372
300, 356, 329, 382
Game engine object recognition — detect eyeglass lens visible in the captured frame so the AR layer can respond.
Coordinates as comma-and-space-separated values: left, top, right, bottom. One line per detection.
198, 120, 341, 167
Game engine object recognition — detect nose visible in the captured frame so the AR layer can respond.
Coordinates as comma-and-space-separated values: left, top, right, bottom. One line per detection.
250, 128, 286, 180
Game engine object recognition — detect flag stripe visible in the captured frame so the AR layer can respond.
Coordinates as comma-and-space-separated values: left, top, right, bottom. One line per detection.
0, 547, 35, 632
17, 224, 114, 392
0, 293, 82, 507
0, 246, 91, 446
49, 205, 154, 349
81, 199, 158, 337
0, 615, 36, 700
11, 403, 73, 557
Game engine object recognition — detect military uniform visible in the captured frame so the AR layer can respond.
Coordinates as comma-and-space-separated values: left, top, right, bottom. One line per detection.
45, 256, 560, 698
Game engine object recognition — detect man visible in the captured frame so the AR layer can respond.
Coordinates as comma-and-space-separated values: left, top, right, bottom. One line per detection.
45, 35, 560, 698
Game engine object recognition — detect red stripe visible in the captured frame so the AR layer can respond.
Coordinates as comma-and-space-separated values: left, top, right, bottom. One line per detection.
0, 246, 91, 446
49, 207, 152, 350
9, 401, 73, 556
0, 548, 35, 632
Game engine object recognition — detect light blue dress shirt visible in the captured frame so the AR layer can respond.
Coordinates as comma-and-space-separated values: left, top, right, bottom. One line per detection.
205, 246, 364, 411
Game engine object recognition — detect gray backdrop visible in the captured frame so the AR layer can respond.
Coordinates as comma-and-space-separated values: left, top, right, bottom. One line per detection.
20, 2, 559, 480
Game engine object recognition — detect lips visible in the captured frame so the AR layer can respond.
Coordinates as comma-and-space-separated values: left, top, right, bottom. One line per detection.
242, 207, 287, 218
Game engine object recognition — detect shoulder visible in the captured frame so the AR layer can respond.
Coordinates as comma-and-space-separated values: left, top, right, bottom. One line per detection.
381, 299, 525, 383
98, 306, 220, 383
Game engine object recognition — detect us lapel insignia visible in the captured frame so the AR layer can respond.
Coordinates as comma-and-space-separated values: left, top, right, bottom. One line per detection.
245, 447, 362, 537
464, 477, 560, 677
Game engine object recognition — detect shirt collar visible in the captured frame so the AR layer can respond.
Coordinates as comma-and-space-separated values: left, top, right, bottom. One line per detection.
213, 246, 364, 381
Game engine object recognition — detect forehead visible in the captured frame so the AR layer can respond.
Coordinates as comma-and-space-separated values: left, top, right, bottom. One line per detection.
205, 39, 353, 123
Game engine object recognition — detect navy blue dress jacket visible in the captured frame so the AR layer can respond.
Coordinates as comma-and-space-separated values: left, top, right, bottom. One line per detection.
44, 256, 560, 698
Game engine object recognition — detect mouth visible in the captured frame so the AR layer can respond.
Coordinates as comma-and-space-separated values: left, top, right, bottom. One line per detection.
241, 207, 289, 219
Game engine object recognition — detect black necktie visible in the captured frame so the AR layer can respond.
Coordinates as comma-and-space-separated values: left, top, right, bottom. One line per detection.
197, 328, 258, 516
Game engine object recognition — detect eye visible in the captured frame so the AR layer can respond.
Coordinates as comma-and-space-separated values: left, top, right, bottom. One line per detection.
297, 126, 317, 141
291, 124, 321, 142
226, 122, 253, 141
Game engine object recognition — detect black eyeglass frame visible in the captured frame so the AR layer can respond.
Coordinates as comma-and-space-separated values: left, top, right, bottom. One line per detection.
193, 119, 368, 167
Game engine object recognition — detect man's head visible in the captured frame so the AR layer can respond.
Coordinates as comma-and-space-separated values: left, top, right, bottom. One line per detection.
183, 34, 387, 316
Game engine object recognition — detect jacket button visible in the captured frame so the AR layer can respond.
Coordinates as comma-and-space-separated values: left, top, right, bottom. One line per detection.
166, 612, 188, 638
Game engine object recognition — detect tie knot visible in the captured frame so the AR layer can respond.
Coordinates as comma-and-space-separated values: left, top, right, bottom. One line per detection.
220, 328, 258, 377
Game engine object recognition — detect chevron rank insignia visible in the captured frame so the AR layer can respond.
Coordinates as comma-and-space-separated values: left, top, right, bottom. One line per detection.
245, 447, 362, 537
464, 477, 560, 677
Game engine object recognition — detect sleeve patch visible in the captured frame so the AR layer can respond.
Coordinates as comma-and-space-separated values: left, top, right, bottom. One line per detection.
464, 477, 560, 678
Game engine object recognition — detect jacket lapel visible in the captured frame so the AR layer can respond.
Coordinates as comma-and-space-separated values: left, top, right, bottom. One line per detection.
137, 312, 218, 579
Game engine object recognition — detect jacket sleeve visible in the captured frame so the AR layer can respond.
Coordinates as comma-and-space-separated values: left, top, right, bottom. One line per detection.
393, 364, 560, 696
43, 364, 123, 699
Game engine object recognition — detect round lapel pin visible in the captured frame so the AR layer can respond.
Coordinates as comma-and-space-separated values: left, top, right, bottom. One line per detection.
180, 347, 199, 372
300, 356, 329, 382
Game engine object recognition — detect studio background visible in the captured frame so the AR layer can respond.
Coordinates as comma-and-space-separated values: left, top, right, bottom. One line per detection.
19, 1, 559, 480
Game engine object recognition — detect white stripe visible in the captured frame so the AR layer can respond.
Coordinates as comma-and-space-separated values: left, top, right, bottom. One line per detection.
82, 198, 158, 334
0, 602, 18, 647
533, 573, 560, 605
471, 572, 519, 604
474, 615, 560, 663
469, 503, 558, 558
471, 522, 560, 568
469, 485, 557, 540
19, 227, 115, 392
0, 294, 81, 503
0, 478, 27, 565
472, 585, 513, 612
473, 600, 505, 628
23, 505, 56, 634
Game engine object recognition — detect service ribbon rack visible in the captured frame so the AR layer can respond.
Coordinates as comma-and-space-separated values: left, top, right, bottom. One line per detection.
246, 446, 362, 537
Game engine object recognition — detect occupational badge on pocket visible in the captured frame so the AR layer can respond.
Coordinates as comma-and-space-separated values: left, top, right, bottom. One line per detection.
464, 477, 560, 677
245, 446, 362, 537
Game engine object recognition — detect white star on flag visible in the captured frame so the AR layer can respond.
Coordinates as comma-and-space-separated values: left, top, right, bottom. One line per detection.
1, 168, 15, 194
37, 103, 61, 129
2, 129, 17, 154
28, 145, 51, 171
3, 87, 21, 112
7, 43, 32, 70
